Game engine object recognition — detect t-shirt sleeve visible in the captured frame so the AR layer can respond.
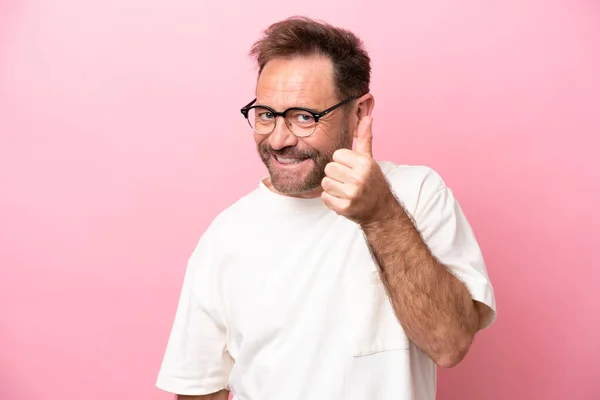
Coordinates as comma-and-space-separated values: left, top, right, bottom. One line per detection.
411, 170, 497, 330
156, 229, 232, 395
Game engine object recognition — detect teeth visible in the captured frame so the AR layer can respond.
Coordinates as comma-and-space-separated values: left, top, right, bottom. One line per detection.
276, 156, 303, 164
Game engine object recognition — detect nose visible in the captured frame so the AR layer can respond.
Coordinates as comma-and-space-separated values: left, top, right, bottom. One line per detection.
268, 116, 298, 150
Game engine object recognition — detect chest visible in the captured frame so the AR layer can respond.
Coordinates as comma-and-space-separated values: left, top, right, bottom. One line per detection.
219, 211, 377, 355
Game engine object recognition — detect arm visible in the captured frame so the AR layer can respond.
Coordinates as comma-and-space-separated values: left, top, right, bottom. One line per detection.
156, 225, 234, 396
361, 198, 480, 368
177, 390, 229, 400
320, 115, 494, 368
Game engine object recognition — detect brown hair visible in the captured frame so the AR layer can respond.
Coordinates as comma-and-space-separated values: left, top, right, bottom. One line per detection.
249, 16, 371, 100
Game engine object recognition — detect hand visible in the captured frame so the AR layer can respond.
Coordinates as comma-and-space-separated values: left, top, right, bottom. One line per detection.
321, 116, 397, 226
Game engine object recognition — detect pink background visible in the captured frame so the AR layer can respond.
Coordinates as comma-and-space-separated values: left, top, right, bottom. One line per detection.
1, 1, 599, 399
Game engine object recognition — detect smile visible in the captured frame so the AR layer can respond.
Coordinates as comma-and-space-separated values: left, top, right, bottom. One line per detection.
272, 155, 312, 167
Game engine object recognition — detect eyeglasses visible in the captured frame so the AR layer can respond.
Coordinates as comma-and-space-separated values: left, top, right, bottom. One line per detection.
240, 96, 355, 138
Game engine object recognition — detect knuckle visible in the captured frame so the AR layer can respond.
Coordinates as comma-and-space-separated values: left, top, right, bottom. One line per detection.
325, 162, 337, 176
353, 174, 365, 186
347, 186, 360, 199
332, 149, 344, 162
340, 201, 352, 213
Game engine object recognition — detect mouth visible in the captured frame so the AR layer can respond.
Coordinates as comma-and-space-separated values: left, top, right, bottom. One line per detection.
271, 154, 312, 167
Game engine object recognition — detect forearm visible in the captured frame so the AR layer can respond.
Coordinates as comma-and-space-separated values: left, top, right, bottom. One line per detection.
177, 389, 229, 400
361, 200, 479, 368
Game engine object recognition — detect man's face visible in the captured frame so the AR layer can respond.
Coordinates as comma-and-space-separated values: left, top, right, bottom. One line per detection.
254, 55, 353, 198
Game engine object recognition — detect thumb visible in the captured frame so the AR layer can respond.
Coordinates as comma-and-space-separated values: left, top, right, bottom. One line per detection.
355, 116, 373, 156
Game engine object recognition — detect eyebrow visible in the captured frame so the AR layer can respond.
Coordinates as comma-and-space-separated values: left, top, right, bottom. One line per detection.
255, 101, 320, 113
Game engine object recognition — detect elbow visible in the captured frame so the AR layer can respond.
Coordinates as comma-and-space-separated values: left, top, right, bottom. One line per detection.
433, 348, 468, 368
434, 306, 481, 368
432, 333, 474, 368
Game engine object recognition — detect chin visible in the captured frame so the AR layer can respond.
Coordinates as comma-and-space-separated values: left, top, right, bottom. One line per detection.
264, 158, 324, 196
272, 180, 310, 195
271, 174, 322, 196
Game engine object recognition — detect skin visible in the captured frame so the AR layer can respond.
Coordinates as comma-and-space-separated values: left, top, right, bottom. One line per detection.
254, 54, 484, 368
181, 53, 486, 397
324, 120, 483, 366
177, 391, 229, 400
254, 55, 354, 197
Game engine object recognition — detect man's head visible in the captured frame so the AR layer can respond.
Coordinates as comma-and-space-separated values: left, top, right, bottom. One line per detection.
244, 16, 374, 197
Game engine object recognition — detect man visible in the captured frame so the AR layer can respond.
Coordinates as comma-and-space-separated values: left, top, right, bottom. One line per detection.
156, 16, 496, 400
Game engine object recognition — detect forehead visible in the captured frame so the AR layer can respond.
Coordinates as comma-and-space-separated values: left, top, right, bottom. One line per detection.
256, 55, 337, 110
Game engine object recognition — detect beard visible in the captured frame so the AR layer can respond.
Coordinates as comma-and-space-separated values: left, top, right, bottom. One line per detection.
258, 127, 353, 196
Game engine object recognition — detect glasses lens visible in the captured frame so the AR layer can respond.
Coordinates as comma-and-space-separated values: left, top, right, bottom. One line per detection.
247, 107, 275, 135
245, 107, 318, 137
286, 109, 317, 137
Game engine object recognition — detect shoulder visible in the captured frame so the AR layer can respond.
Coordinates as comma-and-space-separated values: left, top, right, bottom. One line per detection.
190, 188, 261, 254
210, 190, 260, 229
377, 160, 448, 213
379, 161, 446, 189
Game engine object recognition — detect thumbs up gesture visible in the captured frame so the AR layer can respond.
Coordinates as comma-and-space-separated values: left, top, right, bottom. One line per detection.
321, 116, 397, 226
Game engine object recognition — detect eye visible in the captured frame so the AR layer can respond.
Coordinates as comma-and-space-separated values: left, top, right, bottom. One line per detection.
293, 112, 315, 125
258, 111, 275, 121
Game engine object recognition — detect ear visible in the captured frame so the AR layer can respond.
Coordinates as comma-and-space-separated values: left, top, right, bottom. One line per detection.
356, 93, 375, 119
353, 93, 375, 137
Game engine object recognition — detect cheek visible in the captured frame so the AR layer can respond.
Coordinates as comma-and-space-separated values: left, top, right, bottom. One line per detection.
300, 136, 332, 157
308, 123, 347, 151
322, 117, 350, 140
254, 134, 267, 148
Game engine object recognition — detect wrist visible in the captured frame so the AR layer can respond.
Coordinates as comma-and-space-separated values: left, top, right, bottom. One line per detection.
361, 193, 405, 231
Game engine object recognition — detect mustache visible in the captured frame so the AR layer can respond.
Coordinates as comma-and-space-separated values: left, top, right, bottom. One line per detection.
260, 144, 317, 159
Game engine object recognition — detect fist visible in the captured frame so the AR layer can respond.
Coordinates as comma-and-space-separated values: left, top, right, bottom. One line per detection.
321, 116, 396, 226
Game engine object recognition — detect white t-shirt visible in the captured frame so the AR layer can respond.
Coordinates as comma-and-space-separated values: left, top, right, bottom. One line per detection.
156, 161, 497, 400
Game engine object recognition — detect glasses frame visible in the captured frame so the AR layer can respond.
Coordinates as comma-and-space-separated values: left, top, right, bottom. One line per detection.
240, 96, 356, 137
